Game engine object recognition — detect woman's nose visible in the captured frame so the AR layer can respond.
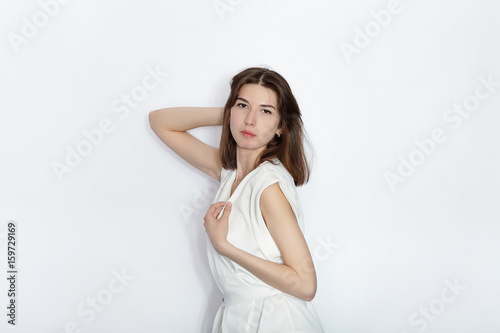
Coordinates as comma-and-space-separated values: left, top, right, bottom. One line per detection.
244, 109, 256, 126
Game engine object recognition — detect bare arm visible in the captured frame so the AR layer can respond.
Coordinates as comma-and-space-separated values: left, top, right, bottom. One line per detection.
149, 107, 224, 181
204, 184, 317, 301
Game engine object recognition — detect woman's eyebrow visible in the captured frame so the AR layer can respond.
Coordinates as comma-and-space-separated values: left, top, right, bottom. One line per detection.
236, 97, 277, 110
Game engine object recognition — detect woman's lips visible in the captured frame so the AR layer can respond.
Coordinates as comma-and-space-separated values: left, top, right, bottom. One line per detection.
241, 130, 256, 138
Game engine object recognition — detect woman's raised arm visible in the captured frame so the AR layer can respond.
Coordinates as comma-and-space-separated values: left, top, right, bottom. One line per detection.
149, 107, 224, 181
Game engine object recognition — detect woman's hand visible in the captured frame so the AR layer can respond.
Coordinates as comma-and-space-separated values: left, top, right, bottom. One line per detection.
203, 201, 232, 254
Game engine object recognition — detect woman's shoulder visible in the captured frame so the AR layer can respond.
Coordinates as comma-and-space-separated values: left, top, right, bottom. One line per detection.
253, 158, 295, 186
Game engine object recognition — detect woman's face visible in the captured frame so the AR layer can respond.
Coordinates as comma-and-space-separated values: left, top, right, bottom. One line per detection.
230, 84, 281, 153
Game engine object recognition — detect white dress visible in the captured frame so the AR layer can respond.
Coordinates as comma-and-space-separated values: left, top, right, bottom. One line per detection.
206, 158, 324, 333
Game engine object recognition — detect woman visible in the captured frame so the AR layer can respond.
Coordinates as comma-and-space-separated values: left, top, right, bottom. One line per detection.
149, 67, 324, 332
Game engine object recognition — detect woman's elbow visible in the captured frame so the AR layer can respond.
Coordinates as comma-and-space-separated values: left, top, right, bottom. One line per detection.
295, 279, 317, 302
148, 110, 160, 129
302, 284, 317, 302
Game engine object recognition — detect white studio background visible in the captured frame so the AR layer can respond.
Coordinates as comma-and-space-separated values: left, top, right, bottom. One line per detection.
1, 0, 499, 332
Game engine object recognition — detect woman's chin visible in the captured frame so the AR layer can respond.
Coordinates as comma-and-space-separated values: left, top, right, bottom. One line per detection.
236, 143, 265, 152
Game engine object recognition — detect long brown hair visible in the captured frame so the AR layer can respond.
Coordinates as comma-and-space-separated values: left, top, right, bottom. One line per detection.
219, 67, 311, 186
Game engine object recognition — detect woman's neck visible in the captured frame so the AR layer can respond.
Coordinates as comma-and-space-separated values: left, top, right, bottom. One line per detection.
234, 146, 265, 183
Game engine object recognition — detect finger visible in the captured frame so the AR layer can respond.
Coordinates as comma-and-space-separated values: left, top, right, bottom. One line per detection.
207, 202, 226, 216
213, 206, 224, 218
213, 201, 229, 216
217, 201, 232, 220
213, 201, 227, 207
223, 201, 232, 216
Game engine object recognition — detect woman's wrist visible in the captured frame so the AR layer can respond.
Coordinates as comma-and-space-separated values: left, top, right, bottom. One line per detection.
214, 239, 232, 256
150, 107, 224, 132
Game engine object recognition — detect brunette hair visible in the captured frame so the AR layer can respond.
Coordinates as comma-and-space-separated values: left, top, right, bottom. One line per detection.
219, 66, 311, 186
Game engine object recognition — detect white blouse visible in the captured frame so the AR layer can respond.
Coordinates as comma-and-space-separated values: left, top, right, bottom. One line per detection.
206, 158, 324, 333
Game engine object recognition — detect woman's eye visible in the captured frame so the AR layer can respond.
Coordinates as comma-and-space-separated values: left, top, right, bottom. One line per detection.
237, 103, 247, 108
262, 109, 272, 114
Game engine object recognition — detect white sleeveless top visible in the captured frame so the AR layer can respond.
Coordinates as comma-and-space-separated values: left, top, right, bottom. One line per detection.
206, 158, 324, 333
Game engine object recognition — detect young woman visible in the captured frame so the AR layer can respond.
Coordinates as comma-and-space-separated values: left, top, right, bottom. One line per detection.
149, 67, 324, 332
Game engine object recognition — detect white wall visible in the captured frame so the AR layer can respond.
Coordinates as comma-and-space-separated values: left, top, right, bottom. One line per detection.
1, 0, 499, 332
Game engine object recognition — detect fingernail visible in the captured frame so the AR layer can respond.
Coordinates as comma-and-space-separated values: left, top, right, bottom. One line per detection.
227, 201, 232, 207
